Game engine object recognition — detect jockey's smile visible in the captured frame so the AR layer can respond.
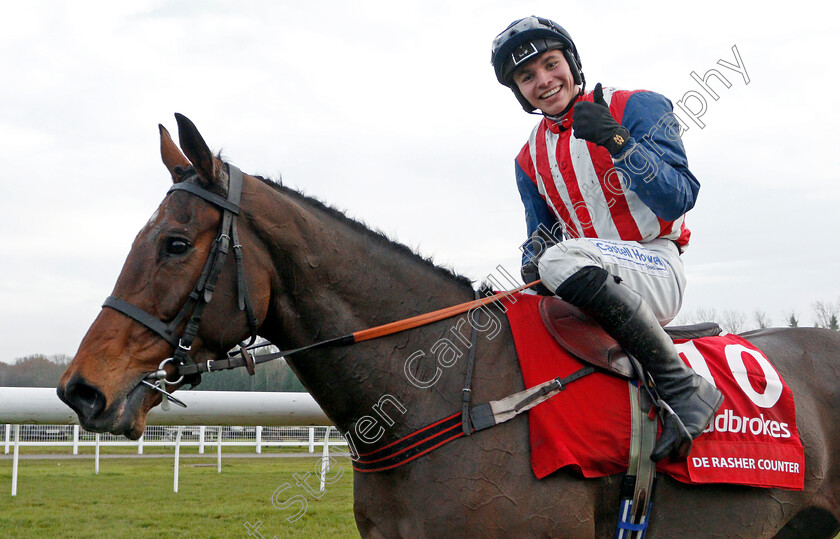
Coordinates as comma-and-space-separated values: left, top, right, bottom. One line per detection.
512, 49, 578, 116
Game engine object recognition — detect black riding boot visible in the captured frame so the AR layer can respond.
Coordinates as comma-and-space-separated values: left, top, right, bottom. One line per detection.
555, 266, 724, 461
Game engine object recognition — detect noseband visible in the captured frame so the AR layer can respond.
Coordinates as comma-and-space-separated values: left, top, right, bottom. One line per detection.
102, 163, 259, 392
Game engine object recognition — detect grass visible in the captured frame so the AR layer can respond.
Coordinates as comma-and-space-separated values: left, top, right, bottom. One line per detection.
0, 455, 359, 538
7, 453, 834, 538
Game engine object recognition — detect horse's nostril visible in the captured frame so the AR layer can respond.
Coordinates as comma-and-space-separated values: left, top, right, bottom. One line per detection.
60, 376, 107, 419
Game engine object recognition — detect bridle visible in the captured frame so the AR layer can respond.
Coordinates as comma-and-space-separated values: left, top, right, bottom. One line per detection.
102, 163, 259, 404
101, 160, 543, 409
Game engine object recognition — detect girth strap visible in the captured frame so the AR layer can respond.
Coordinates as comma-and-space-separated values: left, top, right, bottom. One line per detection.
352, 413, 464, 473
353, 366, 596, 473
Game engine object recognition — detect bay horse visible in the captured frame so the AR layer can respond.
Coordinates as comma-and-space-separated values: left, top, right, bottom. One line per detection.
57, 115, 840, 537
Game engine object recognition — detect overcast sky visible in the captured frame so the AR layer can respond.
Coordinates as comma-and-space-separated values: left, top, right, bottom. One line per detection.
1, 1, 837, 364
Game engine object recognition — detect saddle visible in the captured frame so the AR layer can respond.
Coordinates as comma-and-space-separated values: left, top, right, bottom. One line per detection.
538, 296, 722, 536
538, 296, 721, 379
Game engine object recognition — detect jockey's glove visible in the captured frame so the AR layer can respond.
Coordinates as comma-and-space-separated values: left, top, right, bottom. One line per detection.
520, 229, 559, 296
520, 260, 552, 296
572, 82, 631, 156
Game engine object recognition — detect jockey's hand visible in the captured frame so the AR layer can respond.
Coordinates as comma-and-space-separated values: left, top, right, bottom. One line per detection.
521, 229, 559, 296
572, 83, 631, 156
521, 261, 552, 295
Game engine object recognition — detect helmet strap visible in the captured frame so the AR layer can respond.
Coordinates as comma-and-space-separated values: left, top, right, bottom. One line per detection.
562, 49, 583, 87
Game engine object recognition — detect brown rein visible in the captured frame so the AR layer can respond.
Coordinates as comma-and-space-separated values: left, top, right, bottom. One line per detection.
174, 279, 544, 378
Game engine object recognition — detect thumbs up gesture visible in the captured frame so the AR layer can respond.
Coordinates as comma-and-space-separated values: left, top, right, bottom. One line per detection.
572, 83, 631, 156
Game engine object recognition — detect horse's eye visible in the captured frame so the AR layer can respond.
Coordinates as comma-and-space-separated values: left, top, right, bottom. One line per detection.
165, 238, 191, 256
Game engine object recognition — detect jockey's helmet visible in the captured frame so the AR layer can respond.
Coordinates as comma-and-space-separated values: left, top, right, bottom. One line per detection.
491, 16, 584, 112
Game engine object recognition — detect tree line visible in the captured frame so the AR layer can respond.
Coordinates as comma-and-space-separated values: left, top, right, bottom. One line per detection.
674, 298, 840, 334
0, 353, 305, 392
0, 354, 73, 388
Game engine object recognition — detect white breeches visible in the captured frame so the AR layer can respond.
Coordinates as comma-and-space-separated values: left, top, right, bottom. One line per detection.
538, 238, 686, 325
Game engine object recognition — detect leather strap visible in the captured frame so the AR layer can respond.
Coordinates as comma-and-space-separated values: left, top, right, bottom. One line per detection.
232, 219, 259, 343
461, 291, 481, 435
102, 297, 179, 348
470, 366, 595, 432
175, 281, 544, 378
353, 365, 597, 473
616, 381, 658, 538
168, 181, 241, 214
176, 334, 357, 376
172, 204, 234, 368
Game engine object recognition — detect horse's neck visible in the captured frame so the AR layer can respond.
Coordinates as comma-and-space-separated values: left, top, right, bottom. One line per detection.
262, 194, 471, 340
249, 182, 476, 433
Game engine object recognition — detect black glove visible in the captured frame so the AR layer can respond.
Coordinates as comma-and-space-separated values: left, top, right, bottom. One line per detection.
520, 260, 552, 296
572, 83, 630, 156
520, 228, 560, 296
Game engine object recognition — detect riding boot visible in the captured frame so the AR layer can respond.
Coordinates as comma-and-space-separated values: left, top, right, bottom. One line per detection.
555, 266, 724, 462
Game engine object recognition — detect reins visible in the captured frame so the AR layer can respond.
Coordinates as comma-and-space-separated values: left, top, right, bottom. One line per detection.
174, 278, 543, 378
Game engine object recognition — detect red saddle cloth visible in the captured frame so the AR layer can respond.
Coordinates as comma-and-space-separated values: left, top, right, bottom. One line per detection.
503, 293, 804, 491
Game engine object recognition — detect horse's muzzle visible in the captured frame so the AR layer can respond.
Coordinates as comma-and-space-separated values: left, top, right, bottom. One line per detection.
57, 374, 107, 422
57, 374, 156, 439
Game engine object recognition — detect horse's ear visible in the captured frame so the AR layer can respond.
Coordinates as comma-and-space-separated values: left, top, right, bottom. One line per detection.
174, 113, 218, 187
159, 124, 190, 183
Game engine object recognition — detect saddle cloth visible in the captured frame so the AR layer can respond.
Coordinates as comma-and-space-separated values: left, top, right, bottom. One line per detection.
502, 292, 804, 490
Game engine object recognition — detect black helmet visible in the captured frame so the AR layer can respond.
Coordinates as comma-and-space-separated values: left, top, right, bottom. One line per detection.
491, 16, 584, 112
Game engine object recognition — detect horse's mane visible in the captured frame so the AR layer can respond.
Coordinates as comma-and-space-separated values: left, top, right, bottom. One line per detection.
254, 175, 475, 290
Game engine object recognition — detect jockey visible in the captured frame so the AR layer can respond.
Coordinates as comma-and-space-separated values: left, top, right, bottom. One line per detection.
491, 16, 723, 462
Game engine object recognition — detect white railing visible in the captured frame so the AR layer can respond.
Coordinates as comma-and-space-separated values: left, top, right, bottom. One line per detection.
2, 423, 349, 496
2, 423, 347, 454
0, 388, 349, 496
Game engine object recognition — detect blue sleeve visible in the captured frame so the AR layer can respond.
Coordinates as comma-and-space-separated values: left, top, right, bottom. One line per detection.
516, 160, 558, 266
612, 91, 700, 221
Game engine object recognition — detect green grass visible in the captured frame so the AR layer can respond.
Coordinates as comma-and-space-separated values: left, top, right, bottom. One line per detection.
0, 455, 359, 538
4, 455, 838, 538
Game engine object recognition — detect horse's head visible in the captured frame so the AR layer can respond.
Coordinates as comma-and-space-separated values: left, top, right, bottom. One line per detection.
57, 114, 273, 438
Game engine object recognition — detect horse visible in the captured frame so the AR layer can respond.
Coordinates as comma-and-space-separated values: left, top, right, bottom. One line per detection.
57, 114, 840, 537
